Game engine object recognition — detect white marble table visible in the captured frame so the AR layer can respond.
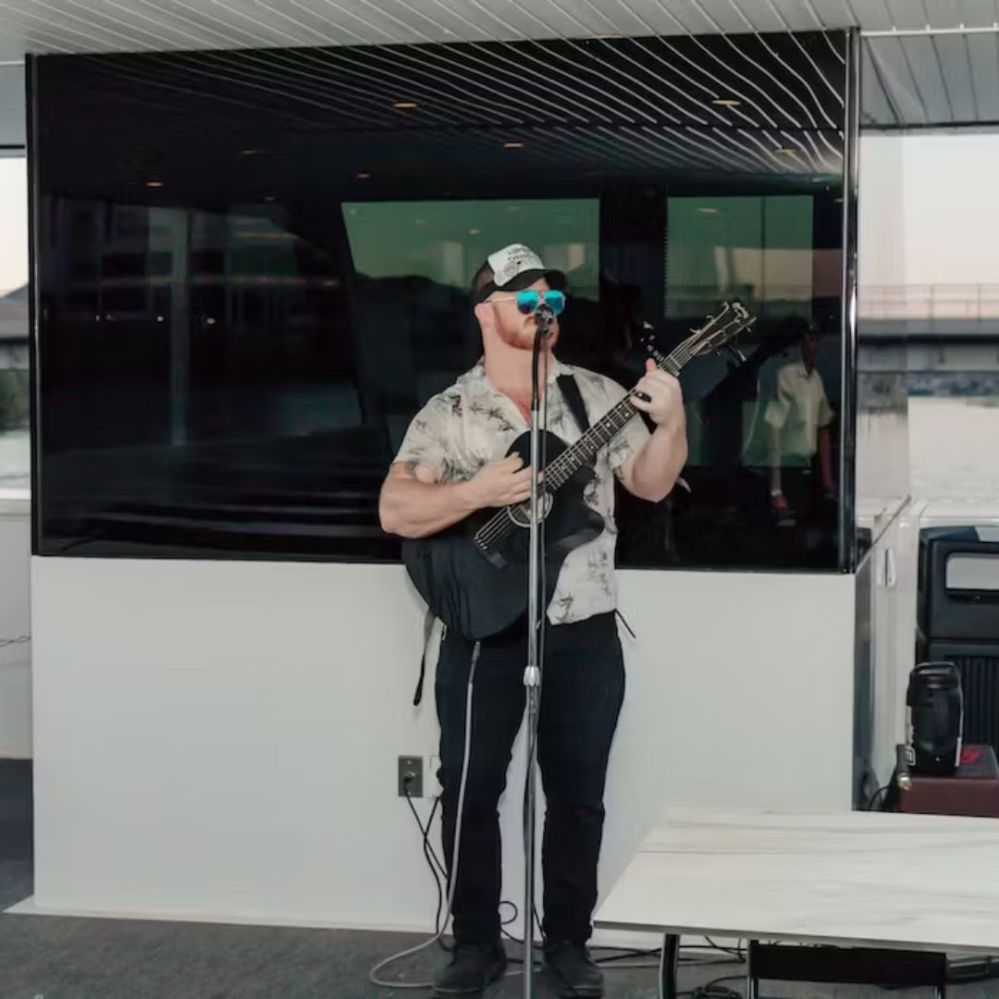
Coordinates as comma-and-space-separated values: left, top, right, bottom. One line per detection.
595, 810, 999, 997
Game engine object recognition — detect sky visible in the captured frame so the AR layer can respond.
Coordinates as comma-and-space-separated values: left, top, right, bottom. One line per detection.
900, 133, 999, 287
0, 157, 26, 297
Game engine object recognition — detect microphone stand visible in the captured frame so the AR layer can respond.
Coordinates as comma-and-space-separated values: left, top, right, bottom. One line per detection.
523, 305, 552, 998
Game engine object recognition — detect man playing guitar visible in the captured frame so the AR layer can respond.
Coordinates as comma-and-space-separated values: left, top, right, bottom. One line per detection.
379, 243, 687, 998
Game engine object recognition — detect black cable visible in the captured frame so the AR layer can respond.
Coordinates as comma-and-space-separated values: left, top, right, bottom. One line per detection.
595, 948, 661, 964
704, 936, 745, 960
865, 784, 891, 811
405, 791, 447, 879
406, 761, 746, 983
402, 784, 449, 948
680, 974, 744, 999
405, 781, 527, 961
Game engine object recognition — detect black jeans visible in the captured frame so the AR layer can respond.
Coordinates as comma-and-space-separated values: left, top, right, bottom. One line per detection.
435, 612, 625, 946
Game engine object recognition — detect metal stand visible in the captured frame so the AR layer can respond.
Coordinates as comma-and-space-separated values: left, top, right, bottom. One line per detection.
522, 314, 551, 998
659, 934, 680, 999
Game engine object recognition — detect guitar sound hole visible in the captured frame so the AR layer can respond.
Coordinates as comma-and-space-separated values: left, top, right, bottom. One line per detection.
506, 492, 553, 529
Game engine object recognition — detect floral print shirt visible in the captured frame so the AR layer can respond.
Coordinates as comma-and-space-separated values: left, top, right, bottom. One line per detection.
394, 358, 649, 624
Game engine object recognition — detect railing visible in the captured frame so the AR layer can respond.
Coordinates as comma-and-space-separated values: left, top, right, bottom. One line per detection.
859, 284, 999, 321
674, 284, 999, 323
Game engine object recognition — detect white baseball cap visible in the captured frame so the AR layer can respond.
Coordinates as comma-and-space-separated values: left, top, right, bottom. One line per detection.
471, 243, 567, 305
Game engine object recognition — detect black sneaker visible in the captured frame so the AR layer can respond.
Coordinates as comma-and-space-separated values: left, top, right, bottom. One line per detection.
544, 941, 604, 998
433, 941, 507, 996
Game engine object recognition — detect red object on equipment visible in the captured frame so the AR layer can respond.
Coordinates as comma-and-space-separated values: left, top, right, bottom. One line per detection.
899, 743, 999, 818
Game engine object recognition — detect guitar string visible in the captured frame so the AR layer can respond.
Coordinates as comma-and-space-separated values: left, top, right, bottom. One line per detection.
473, 353, 684, 548
472, 313, 743, 546
472, 323, 731, 548
473, 315, 742, 548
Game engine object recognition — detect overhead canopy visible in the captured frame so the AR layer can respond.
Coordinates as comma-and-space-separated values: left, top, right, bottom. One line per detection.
0, 1, 995, 132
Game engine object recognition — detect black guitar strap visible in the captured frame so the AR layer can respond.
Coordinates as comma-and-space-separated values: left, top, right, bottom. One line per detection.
413, 607, 435, 706
557, 373, 590, 432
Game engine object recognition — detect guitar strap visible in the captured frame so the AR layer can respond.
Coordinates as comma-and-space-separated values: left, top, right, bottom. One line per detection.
413, 608, 436, 707
556, 373, 590, 432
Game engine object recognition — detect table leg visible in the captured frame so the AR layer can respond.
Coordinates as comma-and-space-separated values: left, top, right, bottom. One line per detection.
746, 939, 759, 999
660, 933, 679, 999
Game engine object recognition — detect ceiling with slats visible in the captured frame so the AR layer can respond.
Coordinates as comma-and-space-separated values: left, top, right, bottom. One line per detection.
35, 32, 844, 193
2, 0, 997, 129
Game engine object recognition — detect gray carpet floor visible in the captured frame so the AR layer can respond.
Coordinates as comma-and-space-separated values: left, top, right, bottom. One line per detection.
2, 762, 998, 999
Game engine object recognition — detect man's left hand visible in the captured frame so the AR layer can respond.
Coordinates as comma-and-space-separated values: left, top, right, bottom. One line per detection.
630, 359, 684, 427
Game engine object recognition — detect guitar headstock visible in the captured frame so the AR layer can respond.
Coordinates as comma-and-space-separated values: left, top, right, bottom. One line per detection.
641, 301, 756, 375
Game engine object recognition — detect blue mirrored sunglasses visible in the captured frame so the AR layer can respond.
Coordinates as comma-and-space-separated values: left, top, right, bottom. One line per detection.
515, 289, 566, 316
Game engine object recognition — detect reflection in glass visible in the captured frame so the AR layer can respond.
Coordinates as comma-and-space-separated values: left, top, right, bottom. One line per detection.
662, 191, 843, 567
0, 155, 28, 490
31, 32, 849, 567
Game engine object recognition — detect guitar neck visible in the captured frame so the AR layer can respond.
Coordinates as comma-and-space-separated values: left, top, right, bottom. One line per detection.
544, 348, 685, 491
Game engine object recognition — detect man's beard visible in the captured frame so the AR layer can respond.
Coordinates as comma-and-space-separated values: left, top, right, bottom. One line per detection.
496, 319, 556, 351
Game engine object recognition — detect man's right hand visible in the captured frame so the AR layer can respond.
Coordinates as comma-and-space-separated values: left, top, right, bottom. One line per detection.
466, 455, 534, 509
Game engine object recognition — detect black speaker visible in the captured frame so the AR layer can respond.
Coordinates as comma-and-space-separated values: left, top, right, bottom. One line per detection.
919, 528, 999, 758
906, 662, 964, 776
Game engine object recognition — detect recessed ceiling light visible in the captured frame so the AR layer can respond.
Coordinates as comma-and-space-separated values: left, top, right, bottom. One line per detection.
145, 181, 164, 188
711, 98, 741, 108
696, 207, 719, 214
393, 101, 418, 109
356, 172, 370, 180
503, 141, 525, 149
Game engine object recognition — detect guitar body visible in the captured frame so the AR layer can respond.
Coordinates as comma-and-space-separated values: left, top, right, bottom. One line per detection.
401, 430, 604, 640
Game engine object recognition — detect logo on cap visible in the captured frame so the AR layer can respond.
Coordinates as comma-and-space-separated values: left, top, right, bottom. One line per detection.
487, 244, 545, 288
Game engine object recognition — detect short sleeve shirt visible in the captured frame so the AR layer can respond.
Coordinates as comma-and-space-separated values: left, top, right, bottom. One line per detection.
764, 361, 834, 464
393, 358, 650, 625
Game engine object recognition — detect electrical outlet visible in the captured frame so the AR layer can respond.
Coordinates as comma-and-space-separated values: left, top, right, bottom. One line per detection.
398, 755, 423, 798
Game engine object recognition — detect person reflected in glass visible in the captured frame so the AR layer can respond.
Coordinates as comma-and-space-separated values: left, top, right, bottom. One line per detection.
765, 325, 835, 521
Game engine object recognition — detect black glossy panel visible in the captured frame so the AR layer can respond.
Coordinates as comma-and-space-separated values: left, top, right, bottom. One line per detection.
31, 33, 848, 567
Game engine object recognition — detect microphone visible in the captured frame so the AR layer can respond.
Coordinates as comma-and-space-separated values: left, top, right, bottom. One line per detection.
533, 301, 556, 337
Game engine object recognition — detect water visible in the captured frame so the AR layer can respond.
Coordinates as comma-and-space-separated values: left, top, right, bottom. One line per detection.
0, 427, 28, 491
2, 390, 998, 506
909, 396, 999, 504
